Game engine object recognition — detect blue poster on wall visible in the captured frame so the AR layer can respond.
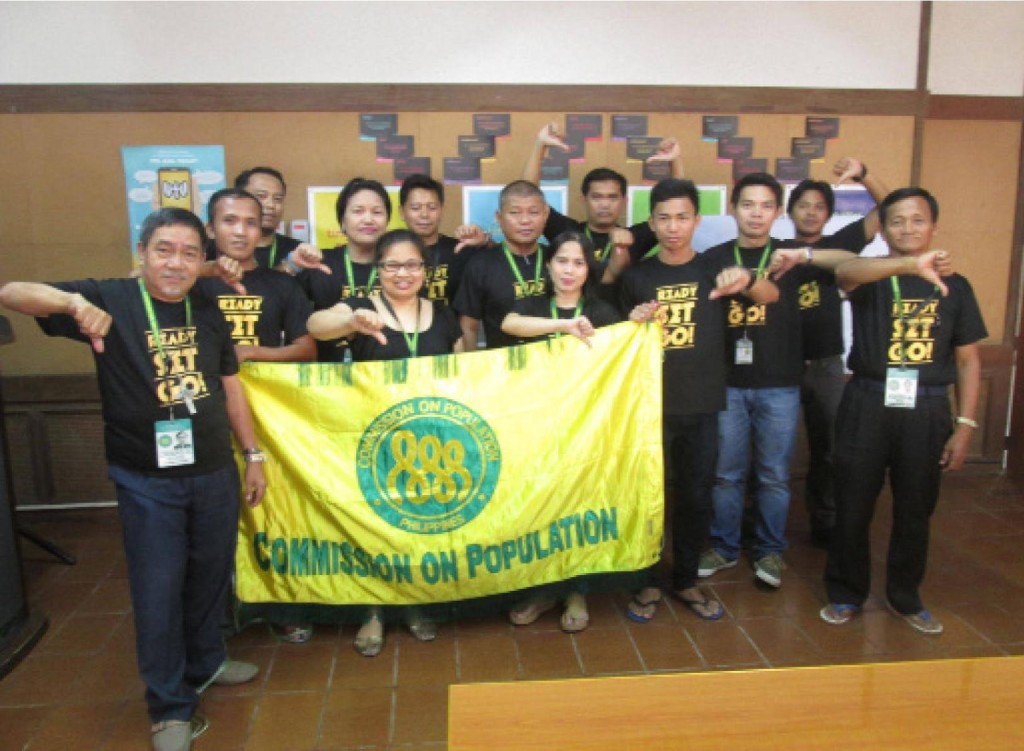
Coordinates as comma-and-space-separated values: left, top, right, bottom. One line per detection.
121, 145, 226, 256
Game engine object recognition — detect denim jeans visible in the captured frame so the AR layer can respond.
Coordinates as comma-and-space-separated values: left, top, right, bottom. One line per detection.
710, 386, 800, 559
110, 463, 240, 723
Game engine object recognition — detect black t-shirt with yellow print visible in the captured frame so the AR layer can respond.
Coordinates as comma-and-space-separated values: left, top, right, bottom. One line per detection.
197, 267, 311, 348
452, 244, 548, 349
846, 272, 987, 386
36, 278, 237, 476
779, 218, 870, 360
619, 254, 728, 416
702, 238, 806, 389
297, 245, 382, 361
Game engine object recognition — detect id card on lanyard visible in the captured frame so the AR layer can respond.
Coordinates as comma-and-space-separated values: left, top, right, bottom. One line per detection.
732, 241, 770, 365
139, 279, 196, 467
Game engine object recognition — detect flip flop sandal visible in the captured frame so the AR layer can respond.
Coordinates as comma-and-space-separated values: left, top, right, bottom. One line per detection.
674, 590, 725, 621
626, 591, 662, 623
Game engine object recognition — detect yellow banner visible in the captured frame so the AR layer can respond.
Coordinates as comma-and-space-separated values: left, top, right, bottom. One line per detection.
236, 321, 664, 606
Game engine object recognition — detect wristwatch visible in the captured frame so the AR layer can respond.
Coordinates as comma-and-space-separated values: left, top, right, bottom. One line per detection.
955, 416, 979, 429
242, 447, 267, 463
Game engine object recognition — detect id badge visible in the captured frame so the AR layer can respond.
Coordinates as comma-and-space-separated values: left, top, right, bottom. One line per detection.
735, 336, 754, 365
155, 418, 195, 468
884, 367, 918, 409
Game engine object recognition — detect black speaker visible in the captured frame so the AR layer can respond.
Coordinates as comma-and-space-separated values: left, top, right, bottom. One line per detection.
0, 315, 48, 678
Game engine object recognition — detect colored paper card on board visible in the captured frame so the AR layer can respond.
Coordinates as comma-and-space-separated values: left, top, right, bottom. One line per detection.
567, 114, 603, 142
611, 115, 648, 140
703, 115, 738, 140
394, 157, 432, 181
459, 135, 497, 160
717, 136, 753, 162
444, 157, 482, 184
806, 117, 840, 139
792, 137, 827, 160
733, 158, 768, 181
376, 135, 414, 161
776, 158, 810, 182
626, 136, 663, 162
360, 113, 398, 141
473, 113, 512, 138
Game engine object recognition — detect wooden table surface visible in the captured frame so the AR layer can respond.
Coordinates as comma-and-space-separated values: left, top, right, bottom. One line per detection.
449, 656, 1024, 750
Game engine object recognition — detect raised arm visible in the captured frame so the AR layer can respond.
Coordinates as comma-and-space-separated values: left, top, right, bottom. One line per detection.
646, 137, 685, 179
833, 157, 892, 239
522, 121, 570, 184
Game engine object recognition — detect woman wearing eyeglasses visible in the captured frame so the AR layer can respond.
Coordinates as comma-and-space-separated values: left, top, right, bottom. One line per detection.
307, 228, 463, 656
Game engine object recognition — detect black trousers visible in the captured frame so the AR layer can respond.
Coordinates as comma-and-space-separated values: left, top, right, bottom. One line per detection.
824, 379, 951, 614
801, 355, 845, 532
664, 412, 719, 591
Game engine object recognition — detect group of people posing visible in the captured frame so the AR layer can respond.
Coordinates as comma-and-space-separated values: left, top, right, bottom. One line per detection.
0, 122, 985, 751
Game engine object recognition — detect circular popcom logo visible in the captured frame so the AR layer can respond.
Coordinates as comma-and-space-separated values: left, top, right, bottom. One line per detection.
356, 398, 501, 534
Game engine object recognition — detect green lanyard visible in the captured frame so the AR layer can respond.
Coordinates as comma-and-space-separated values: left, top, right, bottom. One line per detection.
550, 297, 584, 338
344, 246, 378, 297
584, 226, 613, 262
502, 243, 543, 295
137, 278, 192, 413
267, 235, 277, 269
890, 277, 940, 368
378, 294, 421, 357
733, 240, 772, 279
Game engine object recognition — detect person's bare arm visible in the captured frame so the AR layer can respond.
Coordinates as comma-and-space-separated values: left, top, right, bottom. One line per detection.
833, 157, 891, 239
222, 374, 267, 507
459, 315, 481, 352
522, 122, 569, 184
836, 250, 952, 295
941, 343, 981, 472
0, 282, 111, 352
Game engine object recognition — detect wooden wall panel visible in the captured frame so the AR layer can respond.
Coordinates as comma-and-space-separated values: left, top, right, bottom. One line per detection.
919, 119, 1022, 345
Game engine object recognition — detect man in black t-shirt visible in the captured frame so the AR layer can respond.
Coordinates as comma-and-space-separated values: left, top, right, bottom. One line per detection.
619, 178, 778, 623
453, 180, 550, 350
698, 173, 809, 590
399, 173, 488, 305
778, 158, 889, 546
198, 188, 314, 364
809, 188, 985, 636
233, 166, 301, 268
0, 208, 267, 751
522, 122, 683, 283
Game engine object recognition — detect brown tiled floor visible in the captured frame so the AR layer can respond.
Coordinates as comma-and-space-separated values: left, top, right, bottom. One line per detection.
3, 471, 1024, 750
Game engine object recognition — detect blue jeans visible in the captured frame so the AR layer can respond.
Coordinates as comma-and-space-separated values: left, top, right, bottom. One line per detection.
110, 463, 240, 723
710, 386, 800, 559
